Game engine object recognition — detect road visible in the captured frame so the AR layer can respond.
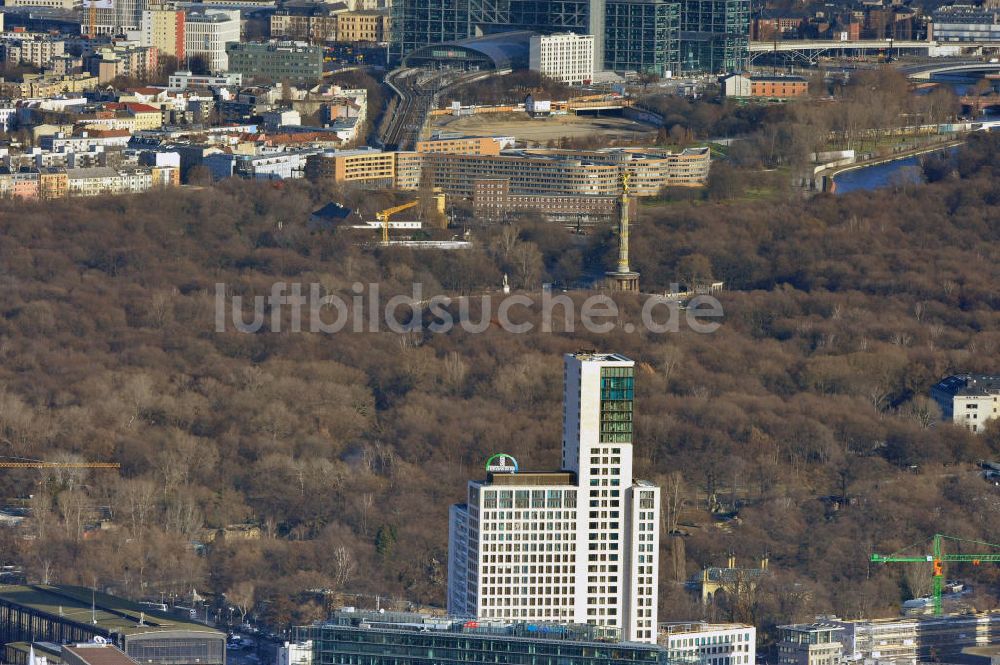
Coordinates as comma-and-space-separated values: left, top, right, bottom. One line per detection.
226, 630, 281, 665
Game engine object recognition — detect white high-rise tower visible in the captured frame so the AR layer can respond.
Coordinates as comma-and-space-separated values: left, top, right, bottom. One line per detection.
447, 352, 661, 643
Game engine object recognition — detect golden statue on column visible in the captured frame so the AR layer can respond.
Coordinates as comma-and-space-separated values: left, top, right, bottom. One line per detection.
606, 171, 639, 293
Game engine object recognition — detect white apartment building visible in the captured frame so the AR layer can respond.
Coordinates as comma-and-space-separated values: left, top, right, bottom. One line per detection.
0, 107, 16, 133
930, 374, 1000, 434
447, 352, 661, 644
278, 640, 312, 665
184, 9, 240, 72
832, 618, 917, 665
66, 167, 152, 196
661, 622, 756, 665
167, 70, 242, 90
41, 132, 131, 153
93, 0, 149, 34
529, 33, 595, 85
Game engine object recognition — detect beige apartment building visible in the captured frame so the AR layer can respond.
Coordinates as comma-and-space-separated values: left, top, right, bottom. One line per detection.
393, 151, 425, 190
270, 7, 339, 41
415, 136, 501, 156
420, 147, 710, 199
305, 148, 395, 186
335, 11, 390, 42
141, 6, 186, 59
305, 146, 709, 225
9, 74, 98, 97
2, 37, 65, 68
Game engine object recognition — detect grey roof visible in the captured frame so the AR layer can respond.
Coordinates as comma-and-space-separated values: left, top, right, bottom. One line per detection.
751, 75, 808, 82
66, 167, 119, 180
933, 374, 1000, 397
406, 30, 533, 70
312, 202, 352, 219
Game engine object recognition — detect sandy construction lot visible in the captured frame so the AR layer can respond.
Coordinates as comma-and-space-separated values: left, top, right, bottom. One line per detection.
429, 112, 657, 144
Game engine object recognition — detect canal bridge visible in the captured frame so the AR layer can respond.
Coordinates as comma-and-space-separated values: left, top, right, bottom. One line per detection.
749, 39, 933, 64
900, 60, 1000, 80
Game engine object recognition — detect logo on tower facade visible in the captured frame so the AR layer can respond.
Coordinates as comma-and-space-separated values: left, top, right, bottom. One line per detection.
485, 454, 519, 474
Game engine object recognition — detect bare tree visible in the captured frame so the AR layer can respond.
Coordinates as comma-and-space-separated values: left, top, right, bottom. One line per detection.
228, 581, 256, 625
333, 546, 356, 589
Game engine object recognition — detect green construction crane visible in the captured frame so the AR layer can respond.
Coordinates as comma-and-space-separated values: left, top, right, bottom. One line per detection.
871, 533, 1000, 615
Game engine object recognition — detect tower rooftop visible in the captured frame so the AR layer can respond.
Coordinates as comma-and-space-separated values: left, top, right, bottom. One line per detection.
569, 351, 632, 363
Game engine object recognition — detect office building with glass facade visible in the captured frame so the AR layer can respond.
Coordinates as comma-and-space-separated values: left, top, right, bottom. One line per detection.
295, 609, 668, 665
447, 353, 661, 644
605, 0, 679, 76
390, 0, 686, 74
389, 0, 747, 74
679, 0, 749, 73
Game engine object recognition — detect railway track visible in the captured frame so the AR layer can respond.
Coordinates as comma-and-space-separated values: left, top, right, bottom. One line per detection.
379, 68, 505, 150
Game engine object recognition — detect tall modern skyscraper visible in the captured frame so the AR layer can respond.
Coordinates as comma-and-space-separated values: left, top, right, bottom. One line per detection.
389, 0, 747, 73
680, 0, 749, 73
390, 0, 678, 73
447, 353, 661, 644
605, 0, 680, 77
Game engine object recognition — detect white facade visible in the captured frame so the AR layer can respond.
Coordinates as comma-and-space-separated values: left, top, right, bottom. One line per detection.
720, 73, 752, 97
447, 352, 661, 644
278, 641, 312, 665
662, 623, 757, 665
833, 619, 917, 665
529, 33, 594, 85
930, 374, 1000, 434
0, 107, 15, 133
41, 133, 131, 152
66, 167, 153, 196
184, 9, 240, 72
167, 70, 242, 90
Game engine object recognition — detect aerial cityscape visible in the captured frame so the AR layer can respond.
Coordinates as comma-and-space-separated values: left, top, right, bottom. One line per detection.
0, 0, 998, 660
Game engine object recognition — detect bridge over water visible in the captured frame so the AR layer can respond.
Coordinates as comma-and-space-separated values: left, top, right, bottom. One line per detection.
749, 39, 1000, 69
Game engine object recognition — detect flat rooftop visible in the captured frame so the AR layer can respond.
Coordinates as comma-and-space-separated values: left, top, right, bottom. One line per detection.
570, 351, 632, 361
660, 622, 753, 635
933, 374, 1000, 397
0, 585, 221, 637
63, 645, 140, 665
486, 472, 575, 486
312, 608, 642, 646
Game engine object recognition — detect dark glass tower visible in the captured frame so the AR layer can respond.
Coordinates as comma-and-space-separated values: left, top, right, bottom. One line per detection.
679, 0, 750, 73
604, 0, 680, 76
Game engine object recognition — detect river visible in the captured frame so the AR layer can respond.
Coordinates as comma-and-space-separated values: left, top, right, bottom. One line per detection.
833, 155, 925, 194
831, 74, 999, 194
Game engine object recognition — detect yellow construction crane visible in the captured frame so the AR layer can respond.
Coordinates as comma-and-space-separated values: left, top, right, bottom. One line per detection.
89, 3, 96, 39
376, 200, 420, 243
0, 457, 120, 469
374, 191, 447, 243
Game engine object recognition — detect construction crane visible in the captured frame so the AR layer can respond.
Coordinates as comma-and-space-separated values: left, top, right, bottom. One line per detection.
88, 3, 97, 39
376, 201, 420, 244
0, 456, 120, 470
871, 533, 1000, 615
